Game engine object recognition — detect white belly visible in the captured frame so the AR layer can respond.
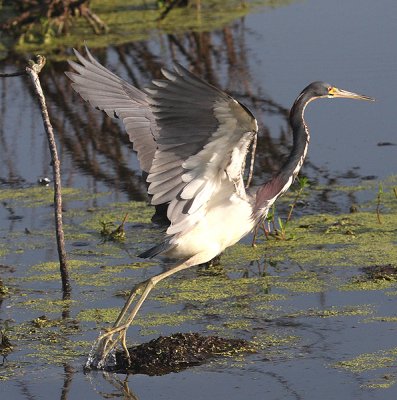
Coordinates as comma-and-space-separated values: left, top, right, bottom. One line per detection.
167, 193, 255, 260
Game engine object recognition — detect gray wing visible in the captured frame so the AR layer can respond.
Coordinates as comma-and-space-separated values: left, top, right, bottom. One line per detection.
146, 64, 258, 235
65, 47, 158, 175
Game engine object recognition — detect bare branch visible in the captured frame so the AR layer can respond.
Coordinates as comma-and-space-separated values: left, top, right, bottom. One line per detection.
25, 55, 71, 295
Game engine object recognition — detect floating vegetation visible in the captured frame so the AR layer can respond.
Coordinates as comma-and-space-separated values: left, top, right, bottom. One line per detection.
27, 339, 90, 365
100, 213, 128, 242
341, 264, 397, 292
0, 176, 397, 385
0, 279, 10, 296
364, 316, 397, 323
77, 308, 120, 324
287, 305, 374, 319
0, 329, 13, 357
272, 271, 328, 293
335, 348, 397, 373
17, 298, 77, 314
334, 348, 397, 389
361, 264, 397, 281
364, 376, 396, 390
0, 186, 104, 207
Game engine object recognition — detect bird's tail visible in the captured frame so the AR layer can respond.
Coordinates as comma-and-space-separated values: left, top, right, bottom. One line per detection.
138, 240, 172, 259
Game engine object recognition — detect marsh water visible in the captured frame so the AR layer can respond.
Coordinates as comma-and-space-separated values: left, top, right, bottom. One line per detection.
0, 0, 397, 399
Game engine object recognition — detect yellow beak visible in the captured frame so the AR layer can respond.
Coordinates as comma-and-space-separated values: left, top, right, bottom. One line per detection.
329, 87, 375, 101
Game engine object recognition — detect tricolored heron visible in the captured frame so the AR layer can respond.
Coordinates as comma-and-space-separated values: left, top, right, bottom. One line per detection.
66, 48, 373, 368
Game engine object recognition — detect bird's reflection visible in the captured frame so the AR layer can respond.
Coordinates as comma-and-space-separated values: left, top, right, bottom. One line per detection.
101, 372, 139, 400
86, 372, 140, 400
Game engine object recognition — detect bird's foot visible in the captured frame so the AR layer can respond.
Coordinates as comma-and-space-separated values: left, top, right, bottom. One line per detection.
85, 327, 131, 370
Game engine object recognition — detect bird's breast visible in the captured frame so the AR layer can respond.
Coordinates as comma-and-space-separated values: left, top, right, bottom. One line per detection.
168, 193, 255, 260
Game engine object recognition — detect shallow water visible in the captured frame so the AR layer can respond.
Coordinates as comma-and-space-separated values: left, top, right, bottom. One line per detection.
1, 0, 397, 399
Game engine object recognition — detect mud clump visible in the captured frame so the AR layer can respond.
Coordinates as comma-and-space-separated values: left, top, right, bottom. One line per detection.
112, 332, 254, 375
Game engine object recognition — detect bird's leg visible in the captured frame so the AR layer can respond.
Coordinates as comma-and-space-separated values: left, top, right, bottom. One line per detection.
89, 254, 207, 369
87, 281, 144, 368
90, 279, 152, 368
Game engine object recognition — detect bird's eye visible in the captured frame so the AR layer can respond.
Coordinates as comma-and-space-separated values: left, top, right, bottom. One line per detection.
328, 86, 335, 96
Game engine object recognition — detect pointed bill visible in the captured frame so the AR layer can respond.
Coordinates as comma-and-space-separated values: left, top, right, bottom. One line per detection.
329, 87, 375, 101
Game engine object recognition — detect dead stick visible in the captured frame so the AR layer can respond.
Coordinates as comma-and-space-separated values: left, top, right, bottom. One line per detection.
25, 56, 71, 294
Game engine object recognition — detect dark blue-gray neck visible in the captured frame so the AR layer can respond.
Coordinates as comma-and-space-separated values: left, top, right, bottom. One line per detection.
254, 92, 311, 216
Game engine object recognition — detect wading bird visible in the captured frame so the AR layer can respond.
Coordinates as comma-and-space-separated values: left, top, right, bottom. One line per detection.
66, 48, 373, 368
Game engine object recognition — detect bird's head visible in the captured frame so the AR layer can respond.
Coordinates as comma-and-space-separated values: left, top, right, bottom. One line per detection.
301, 81, 374, 102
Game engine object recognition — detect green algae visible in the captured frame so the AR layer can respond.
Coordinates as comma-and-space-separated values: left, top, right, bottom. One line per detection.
159, 275, 273, 304
17, 298, 77, 314
271, 270, 328, 293
3, 316, 84, 368
341, 264, 397, 292
0, 186, 104, 208
30, 259, 95, 272
253, 331, 300, 349
1, 174, 397, 383
77, 307, 120, 323
287, 305, 374, 319
0, 245, 8, 257
81, 201, 154, 230
224, 207, 397, 270
155, 274, 285, 332
0, 362, 26, 381
364, 316, 397, 323
335, 347, 397, 373
340, 279, 397, 292
78, 201, 161, 252
333, 346, 397, 390
74, 272, 128, 287
0, 279, 10, 296
25, 259, 155, 287
77, 307, 200, 329
135, 310, 202, 329
20, 273, 61, 282
102, 262, 156, 272
364, 376, 396, 389
27, 339, 91, 365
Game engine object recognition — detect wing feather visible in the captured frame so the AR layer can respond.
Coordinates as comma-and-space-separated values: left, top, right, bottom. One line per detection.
67, 48, 258, 243
66, 47, 158, 174
147, 64, 258, 236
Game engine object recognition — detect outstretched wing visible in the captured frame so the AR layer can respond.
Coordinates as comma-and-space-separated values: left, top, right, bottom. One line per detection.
65, 47, 158, 175
66, 48, 258, 238
146, 64, 258, 235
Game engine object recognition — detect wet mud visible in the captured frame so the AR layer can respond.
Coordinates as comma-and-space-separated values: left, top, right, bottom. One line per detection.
110, 332, 253, 375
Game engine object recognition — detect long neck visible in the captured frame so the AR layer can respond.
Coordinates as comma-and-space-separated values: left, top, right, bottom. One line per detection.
282, 93, 311, 181
254, 92, 311, 216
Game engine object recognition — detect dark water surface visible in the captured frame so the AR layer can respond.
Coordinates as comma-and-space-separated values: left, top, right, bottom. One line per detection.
1, 0, 397, 399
